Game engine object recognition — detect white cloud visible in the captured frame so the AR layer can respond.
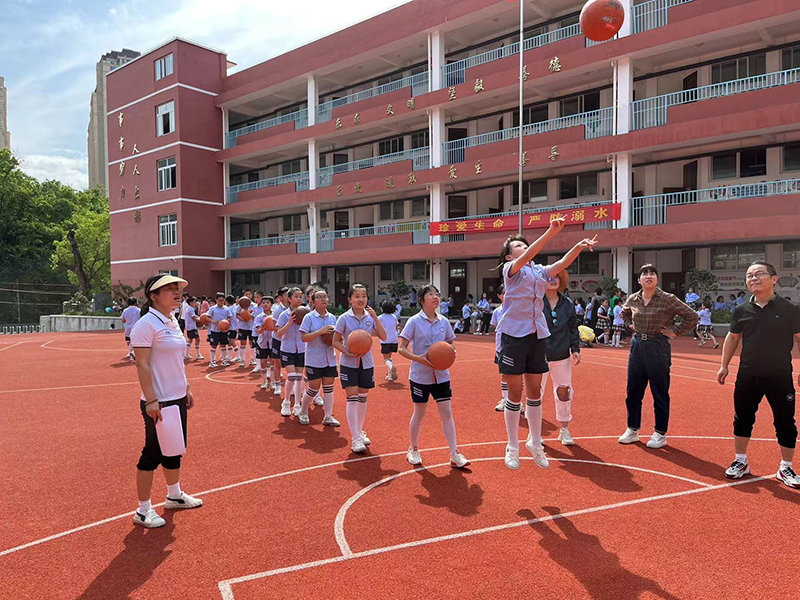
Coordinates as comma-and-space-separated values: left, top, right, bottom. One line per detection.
18, 152, 89, 189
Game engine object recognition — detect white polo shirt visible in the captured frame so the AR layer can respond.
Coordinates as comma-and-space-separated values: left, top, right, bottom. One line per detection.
130, 308, 188, 403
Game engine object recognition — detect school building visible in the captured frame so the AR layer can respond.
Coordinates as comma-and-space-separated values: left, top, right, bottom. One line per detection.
107, 0, 800, 308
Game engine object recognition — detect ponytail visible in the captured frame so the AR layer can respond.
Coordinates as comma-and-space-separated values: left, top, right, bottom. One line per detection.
140, 274, 165, 317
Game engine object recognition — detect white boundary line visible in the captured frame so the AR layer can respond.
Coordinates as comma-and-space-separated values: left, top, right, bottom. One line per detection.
0, 341, 29, 353
0, 376, 207, 395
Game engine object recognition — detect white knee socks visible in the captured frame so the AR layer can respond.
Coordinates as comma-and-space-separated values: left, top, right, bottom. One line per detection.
346, 396, 360, 440
437, 401, 458, 455
501, 381, 508, 400
301, 388, 316, 414
409, 403, 428, 448
322, 385, 335, 419
526, 397, 543, 446
504, 400, 521, 448
357, 393, 368, 432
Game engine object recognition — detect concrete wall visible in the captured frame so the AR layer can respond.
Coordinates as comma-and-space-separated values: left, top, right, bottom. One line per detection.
40, 315, 124, 332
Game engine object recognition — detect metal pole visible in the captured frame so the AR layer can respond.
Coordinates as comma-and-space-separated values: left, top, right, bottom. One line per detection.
16, 282, 21, 323
518, 0, 524, 235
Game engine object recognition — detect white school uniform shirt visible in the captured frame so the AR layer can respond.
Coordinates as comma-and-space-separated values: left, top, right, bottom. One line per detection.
184, 305, 198, 331
698, 308, 712, 326
272, 303, 288, 341
453, 320, 464, 333
400, 311, 456, 385
129, 308, 187, 402
276, 309, 305, 354
121, 306, 140, 335
497, 261, 551, 340
394, 304, 402, 320
462, 304, 471, 319
378, 313, 399, 344
253, 312, 273, 349
226, 305, 240, 330
236, 305, 253, 332
490, 304, 506, 352
299, 310, 337, 367
179, 301, 188, 320
207, 305, 229, 333
334, 309, 378, 369
440, 300, 450, 316
613, 304, 624, 326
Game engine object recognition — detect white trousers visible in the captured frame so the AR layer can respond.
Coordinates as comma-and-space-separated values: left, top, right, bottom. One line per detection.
540, 357, 573, 423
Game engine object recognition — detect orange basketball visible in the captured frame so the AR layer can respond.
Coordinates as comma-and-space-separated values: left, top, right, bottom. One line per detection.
238, 297, 251, 309
263, 316, 275, 332
218, 319, 230, 332
199, 313, 210, 326
321, 332, 334, 346
239, 309, 251, 322
427, 341, 456, 371
580, 0, 625, 42
293, 305, 311, 326
347, 329, 372, 356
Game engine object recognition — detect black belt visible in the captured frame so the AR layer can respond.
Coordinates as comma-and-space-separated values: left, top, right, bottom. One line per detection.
633, 333, 666, 341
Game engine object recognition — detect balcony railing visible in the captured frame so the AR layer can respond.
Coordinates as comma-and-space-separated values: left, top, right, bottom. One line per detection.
317, 71, 429, 123
632, 67, 800, 131
224, 108, 309, 148
443, 107, 613, 164
633, 0, 694, 34
318, 221, 430, 252
317, 147, 430, 187
631, 178, 800, 226
226, 171, 310, 203
227, 233, 310, 258
438, 200, 612, 223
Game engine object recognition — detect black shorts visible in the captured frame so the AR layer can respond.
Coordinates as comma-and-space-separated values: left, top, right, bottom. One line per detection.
381, 343, 399, 354
125, 335, 131, 342
340, 366, 375, 390
281, 351, 305, 368
178, 318, 186, 332
209, 331, 229, 346
227, 330, 239, 343
410, 380, 453, 404
733, 372, 797, 448
498, 333, 549, 375
249, 333, 258, 346
494, 351, 500, 365
186, 329, 199, 340
697, 325, 713, 334
272, 339, 282, 359
238, 330, 251, 341
306, 365, 338, 380
256, 345, 271, 360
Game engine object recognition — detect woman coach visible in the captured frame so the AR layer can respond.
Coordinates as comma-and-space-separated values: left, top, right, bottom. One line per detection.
130, 274, 203, 528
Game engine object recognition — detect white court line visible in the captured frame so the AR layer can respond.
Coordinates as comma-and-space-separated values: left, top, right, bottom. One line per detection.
0, 341, 30, 353
580, 358, 734, 385
40, 340, 123, 352
333, 457, 712, 557
219, 472, 773, 599
0, 376, 207, 395
0, 436, 775, 558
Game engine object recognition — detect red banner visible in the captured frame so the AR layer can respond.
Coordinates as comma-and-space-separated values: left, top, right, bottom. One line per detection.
430, 203, 620, 236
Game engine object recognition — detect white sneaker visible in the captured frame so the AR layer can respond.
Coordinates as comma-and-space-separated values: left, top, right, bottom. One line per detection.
260, 382, 270, 390
221, 359, 230, 367
385, 374, 393, 382
391, 366, 398, 380
777, 465, 800, 489
351, 439, 368, 453
280, 401, 291, 417
272, 382, 281, 394
526, 439, 549, 468
407, 446, 422, 465
184, 355, 191, 361
360, 431, 371, 446
495, 399, 505, 412
164, 492, 203, 510
559, 427, 575, 446
725, 460, 750, 479
292, 403, 301, 417
322, 415, 341, 427
196, 354, 204, 360
618, 428, 640, 444
250, 359, 257, 366
505, 445, 520, 470
298, 412, 310, 425
646, 432, 667, 449
209, 361, 218, 368
231, 356, 240, 363
450, 453, 470, 468
313, 396, 324, 406
133, 508, 165, 528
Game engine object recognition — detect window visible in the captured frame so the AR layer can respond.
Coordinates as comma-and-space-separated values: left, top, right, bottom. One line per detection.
782, 45, 800, 70
711, 54, 766, 84
282, 214, 303, 231
711, 153, 737, 180
379, 201, 404, 221
559, 174, 598, 199
783, 241, 800, 269
380, 264, 404, 281
447, 196, 468, 219
783, 143, 800, 172
379, 137, 404, 156
737, 244, 766, 269
512, 180, 548, 204
154, 54, 173, 81
230, 222, 260, 242
282, 160, 302, 175
156, 101, 175, 136
565, 252, 600, 275
449, 265, 466, 279
512, 104, 549, 128
233, 271, 261, 290
739, 148, 766, 178
285, 268, 304, 284
559, 91, 600, 117
159, 269, 179, 277
411, 197, 429, 217
712, 244, 765, 270
158, 214, 177, 247
410, 131, 429, 149
560, 16, 579, 28
157, 156, 176, 191
412, 262, 429, 281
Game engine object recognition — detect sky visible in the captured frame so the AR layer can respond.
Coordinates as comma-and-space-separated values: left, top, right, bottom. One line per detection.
1, 0, 411, 189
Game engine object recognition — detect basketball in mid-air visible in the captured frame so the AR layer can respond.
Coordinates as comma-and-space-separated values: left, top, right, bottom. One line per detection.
580, 0, 625, 42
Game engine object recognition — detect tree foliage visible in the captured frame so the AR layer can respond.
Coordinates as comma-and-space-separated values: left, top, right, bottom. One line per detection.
684, 268, 718, 300
51, 198, 110, 297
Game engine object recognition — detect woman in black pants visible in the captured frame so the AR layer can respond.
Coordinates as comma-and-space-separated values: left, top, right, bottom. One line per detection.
130, 274, 203, 528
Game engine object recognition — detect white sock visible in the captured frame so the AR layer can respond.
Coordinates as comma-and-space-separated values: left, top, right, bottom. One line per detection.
322, 385, 335, 419
127, 341, 133, 354
138, 499, 151, 514
302, 388, 316, 414
294, 377, 305, 405
167, 482, 182, 499
780, 459, 793, 469
284, 377, 293, 401
504, 400, 521, 448
501, 381, 508, 401
526, 397, 543, 446
437, 400, 459, 456
240, 346, 245, 361
346, 396, 360, 440
409, 402, 428, 448
735, 453, 748, 464
357, 393, 368, 433
185, 343, 191, 357
385, 358, 393, 370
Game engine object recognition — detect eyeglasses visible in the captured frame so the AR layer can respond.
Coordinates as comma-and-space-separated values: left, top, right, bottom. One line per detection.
745, 271, 770, 281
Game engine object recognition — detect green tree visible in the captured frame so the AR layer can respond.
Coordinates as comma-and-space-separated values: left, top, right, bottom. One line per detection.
599, 276, 620, 299
684, 268, 718, 301
51, 202, 110, 297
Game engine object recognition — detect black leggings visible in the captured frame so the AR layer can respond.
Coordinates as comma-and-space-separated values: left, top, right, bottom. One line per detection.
137, 397, 188, 471
733, 373, 797, 448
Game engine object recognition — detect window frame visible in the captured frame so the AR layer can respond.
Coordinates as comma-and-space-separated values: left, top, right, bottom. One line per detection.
157, 156, 177, 191
158, 213, 178, 247
154, 54, 173, 81
380, 264, 404, 281
156, 100, 175, 137
783, 143, 800, 173
783, 240, 800, 269
412, 261, 429, 281
378, 137, 404, 156
711, 244, 766, 270
282, 214, 303, 232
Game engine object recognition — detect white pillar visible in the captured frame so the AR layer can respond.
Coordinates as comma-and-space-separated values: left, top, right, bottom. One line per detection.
432, 259, 444, 293
616, 153, 632, 228
224, 215, 231, 257
307, 139, 318, 190
307, 75, 318, 127
429, 31, 445, 91
615, 57, 633, 135
223, 161, 231, 203
619, 0, 633, 38
310, 266, 320, 283
307, 202, 319, 254
430, 107, 445, 168
614, 246, 633, 295
430, 183, 445, 245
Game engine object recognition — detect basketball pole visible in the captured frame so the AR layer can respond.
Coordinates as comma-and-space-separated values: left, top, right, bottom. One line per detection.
518, 0, 524, 235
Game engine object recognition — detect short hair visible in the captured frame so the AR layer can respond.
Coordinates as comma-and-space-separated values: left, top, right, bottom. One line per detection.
594, 287, 603, 295
276, 286, 289, 298
127, 297, 137, 306
348, 283, 368, 298
263, 295, 274, 304
639, 264, 658, 277
254, 290, 264, 298
243, 288, 252, 294
187, 296, 196, 303
287, 287, 303, 300
748, 261, 777, 277
497, 284, 505, 296
215, 292, 225, 300
418, 284, 440, 305
225, 294, 235, 304
380, 299, 395, 314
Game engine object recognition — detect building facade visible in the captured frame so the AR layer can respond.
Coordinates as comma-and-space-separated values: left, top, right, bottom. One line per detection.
0, 77, 10, 150
107, 0, 800, 307
88, 49, 140, 190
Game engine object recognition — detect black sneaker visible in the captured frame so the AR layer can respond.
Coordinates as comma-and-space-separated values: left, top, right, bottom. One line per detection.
725, 460, 750, 479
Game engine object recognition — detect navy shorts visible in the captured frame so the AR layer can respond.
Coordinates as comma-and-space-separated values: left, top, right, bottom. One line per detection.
125, 336, 131, 342
238, 330, 251, 341
380, 343, 399, 354
256, 345, 271, 360
410, 380, 453, 404
494, 351, 500, 365
340, 366, 375, 390
272, 339, 282, 359
306, 365, 338, 380
499, 333, 549, 375
227, 330, 239, 343
186, 329, 199, 340
281, 351, 305, 368
209, 331, 229, 346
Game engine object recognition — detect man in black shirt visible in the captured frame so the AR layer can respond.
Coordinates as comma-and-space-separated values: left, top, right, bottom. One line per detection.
717, 261, 800, 489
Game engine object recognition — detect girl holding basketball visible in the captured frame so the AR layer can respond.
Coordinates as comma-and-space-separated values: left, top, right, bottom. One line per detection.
251, 290, 264, 373
333, 284, 387, 454
225, 295, 240, 364
276, 287, 306, 417
298, 289, 341, 427
253, 295, 274, 389
497, 217, 598, 470
399, 284, 469, 468
183, 296, 203, 361
379, 299, 400, 382
235, 292, 255, 367
271, 287, 290, 396
206, 293, 230, 367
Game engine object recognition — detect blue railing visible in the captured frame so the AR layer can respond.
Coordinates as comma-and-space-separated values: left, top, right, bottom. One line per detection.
632, 67, 800, 131
631, 178, 800, 226
226, 172, 310, 203
227, 233, 310, 258
317, 221, 430, 251
443, 107, 613, 164
633, 0, 694, 34
224, 108, 309, 148
317, 71, 429, 123
317, 147, 430, 187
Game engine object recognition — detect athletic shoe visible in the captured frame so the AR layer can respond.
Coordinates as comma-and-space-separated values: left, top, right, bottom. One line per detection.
250, 359, 257, 366
298, 412, 310, 426
260, 382, 270, 390
559, 427, 575, 446
292, 404, 302, 417
209, 361, 218, 368
133, 508, 165, 529
164, 492, 203, 509
280, 401, 291, 417
777, 465, 800, 489
351, 439, 368, 454
360, 431, 371, 446
385, 374, 393, 382
450, 453, 470, 469
314, 396, 324, 406
407, 446, 422, 465
252, 366, 261, 374
725, 460, 750, 479
618, 428, 640, 444
646, 432, 668, 449
714, 342, 719, 349
184, 355, 191, 360
272, 383, 281, 395
698, 341, 706, 346
494, 399, 505, 412
231, 356, 241, 363
504, 445, 520, 470
322, 416, 341, 427
196, 354, 204, 360
221, 359, 230, 367
526, 438, 549, 468
391, 366, 398, 381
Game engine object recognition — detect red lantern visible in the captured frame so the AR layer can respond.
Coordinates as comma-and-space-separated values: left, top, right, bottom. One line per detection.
580, 0, 625, 42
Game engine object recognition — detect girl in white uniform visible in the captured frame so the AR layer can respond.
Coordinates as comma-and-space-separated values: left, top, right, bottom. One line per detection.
121, 298, 141, 361
378, 300, 400, 382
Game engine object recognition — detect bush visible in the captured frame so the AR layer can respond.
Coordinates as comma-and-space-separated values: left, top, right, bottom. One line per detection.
712, 309, 732, 324
599, 276, 619, 299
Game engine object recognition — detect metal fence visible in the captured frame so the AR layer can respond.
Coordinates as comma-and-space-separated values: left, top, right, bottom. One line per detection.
318, 221, 430, 251
227, 233, 309, 258
224, 108, 309, 148
633, 0, 694, 34
226, 172, 310, 203
317, 71, 429, 123
0, 324, 42, 334
317, 147, 430, 188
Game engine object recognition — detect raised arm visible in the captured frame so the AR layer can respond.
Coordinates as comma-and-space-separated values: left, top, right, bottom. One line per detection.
548, 235, 598, 277
510, 217, 565, 276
